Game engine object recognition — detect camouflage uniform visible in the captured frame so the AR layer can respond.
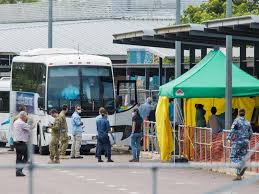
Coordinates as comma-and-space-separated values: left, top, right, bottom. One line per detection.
227, 116, 253, 176
59, 111, 69, 156
49, 116, 62, 162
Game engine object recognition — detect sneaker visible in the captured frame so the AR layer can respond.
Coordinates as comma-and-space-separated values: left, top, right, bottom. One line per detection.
107, 159, 114, 162
233, 175, 242, 181
129, 159, 137, 162
98, 159, 104, 162
16, 171, 26, 177
75, 156, 83, 159
71, 156, 76, 159
240, 167, 247, 177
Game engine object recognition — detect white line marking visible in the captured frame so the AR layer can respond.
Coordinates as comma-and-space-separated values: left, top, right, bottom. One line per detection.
77, 176, 85, 179
175, 182, 185, 185
96, 182, 105, 184
86, 178, 96, 181
118, 188, 127, 191
129, 192, 139, 194
107, 185, 116, 188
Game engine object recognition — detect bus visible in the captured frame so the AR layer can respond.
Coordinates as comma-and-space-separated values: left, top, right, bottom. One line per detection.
0, 77, 10, 147
10, 48, 137, 154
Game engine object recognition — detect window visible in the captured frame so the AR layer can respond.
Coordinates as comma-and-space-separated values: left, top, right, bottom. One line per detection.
47, 66, 115, 116
12, 63, 46, 96
0, 91, 9, 113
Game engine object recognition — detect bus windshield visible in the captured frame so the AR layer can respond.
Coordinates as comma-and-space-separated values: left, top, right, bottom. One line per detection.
47, 65, 115, 116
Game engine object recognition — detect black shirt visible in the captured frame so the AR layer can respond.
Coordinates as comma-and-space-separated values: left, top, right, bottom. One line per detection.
132, 115, 143, 133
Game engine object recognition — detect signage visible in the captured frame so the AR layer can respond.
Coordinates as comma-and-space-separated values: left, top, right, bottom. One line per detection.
16, 92, 35, 114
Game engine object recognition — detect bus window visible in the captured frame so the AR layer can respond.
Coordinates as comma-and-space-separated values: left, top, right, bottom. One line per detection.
0, 92, 9, 113
12, 62, 46, 110
116, 80, 137, 112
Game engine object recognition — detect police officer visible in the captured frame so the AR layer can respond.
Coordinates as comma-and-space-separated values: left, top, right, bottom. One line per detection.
49, 109, 62, 164
59, 105, 69, 159
227, 109, 253, 181
96, 108, 113, 162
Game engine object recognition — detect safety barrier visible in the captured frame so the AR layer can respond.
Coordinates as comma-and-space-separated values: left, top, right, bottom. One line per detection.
143, 121, 159, 154
178, 125, 259, 172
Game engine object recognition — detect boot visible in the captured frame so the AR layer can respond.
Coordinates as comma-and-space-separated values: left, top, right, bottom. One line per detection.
48, 159, 55, 164
233, 175, 242, 181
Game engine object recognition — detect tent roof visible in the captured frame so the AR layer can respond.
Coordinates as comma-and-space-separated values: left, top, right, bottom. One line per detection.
159, 50, 259, 98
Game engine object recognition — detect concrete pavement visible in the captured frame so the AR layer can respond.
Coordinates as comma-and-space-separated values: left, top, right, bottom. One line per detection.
0, 148, 259, 194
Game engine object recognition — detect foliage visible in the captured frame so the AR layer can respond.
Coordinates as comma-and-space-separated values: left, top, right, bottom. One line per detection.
182, 0, 259, 24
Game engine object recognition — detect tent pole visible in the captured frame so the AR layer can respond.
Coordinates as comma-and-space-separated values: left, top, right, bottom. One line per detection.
225, 0, 233, 131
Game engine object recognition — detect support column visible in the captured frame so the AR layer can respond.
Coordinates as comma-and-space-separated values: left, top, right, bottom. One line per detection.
225, 0, 233, 131
159, 57, 163, 86
254, 44, 259, 78
240, 45, 247, 71
201, 48, 207, 59
48, 0, 53, 48
190, 48, 195, 69
181, 48, 185, 73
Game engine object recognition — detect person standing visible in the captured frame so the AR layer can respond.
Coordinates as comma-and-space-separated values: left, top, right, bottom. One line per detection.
207, 107, 222, 134
9, 105, 27, 152
13, 111, 30, 177
71, 105, 83, 159
49, 109, 62, 164
195, 104, 206, 127
129, 108, 143, 162
59, 105, 69, 159
96, 108, 113, 162
138, 97, 153, 120
227, 109, 253, 181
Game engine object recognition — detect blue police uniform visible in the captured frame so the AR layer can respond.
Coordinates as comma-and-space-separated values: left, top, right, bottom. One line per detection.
227, 116, 253, 176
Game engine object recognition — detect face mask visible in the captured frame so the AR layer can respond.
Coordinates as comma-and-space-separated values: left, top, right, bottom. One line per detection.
132, 112, 136, 117
78, 110, 82, 114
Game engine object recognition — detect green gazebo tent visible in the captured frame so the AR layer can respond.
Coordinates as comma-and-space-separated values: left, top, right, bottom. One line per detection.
159, 50, 259, 98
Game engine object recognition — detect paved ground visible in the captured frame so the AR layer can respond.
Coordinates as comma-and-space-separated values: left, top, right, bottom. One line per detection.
0, 147, 259, 194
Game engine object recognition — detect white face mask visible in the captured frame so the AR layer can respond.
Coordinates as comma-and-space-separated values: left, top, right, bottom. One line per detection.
132, 112, 136, 117
77, 110, 82, 114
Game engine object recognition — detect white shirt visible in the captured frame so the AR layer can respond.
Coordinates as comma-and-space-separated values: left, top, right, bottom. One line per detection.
13, 118, 30, 142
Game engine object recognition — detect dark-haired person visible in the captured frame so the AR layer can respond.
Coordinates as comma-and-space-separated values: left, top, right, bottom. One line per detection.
207, 107, 222, 134
195, 104, 206, 127
59, 105, 69, 159
129, 108, 143, 162
227, 109, 253, 181
96, 107, 113, 162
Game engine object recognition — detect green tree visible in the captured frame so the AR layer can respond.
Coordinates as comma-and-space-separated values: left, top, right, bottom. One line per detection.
182, 0, 259, 24
0, 0, 38, 4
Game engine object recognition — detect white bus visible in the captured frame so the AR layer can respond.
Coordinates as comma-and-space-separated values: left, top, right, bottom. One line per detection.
10, 48, 137, 154
0, 77, 11, 147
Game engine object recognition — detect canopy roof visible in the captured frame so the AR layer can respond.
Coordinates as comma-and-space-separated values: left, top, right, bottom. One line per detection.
159, 50, 259, 98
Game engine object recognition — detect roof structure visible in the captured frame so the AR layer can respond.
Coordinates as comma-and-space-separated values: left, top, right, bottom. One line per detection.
0, 19, 172, 57
113, 15, 259, 48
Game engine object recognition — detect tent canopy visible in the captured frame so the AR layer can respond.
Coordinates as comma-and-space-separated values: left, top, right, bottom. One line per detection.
159, 50, 259, 98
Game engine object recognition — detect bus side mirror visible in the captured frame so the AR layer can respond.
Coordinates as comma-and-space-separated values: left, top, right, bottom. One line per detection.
38, 97, 45, 109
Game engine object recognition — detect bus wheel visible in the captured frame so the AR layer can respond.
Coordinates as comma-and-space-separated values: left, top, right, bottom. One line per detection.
39, 134, 49, 155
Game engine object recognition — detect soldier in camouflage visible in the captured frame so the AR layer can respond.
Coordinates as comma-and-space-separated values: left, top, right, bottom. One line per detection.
48, 109, 62, 164
59, 105, 69, 159
227, 109, 253, 181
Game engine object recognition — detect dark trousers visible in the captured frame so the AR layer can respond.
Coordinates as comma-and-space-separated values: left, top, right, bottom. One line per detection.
97, 135, 111, 160
14, 142, 28, 173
